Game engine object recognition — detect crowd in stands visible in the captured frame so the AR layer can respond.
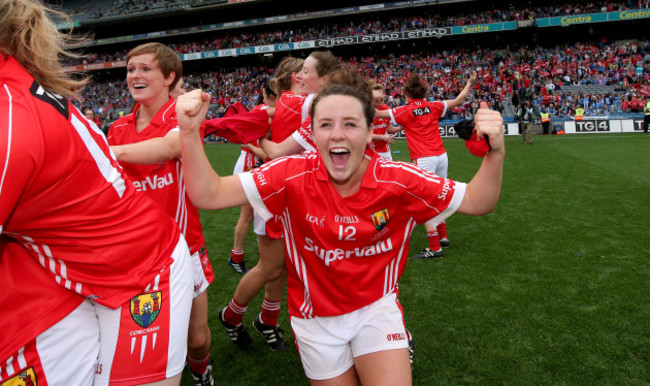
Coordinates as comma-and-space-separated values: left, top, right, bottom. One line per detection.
70, 1, 649, 66
75, 37, 650, 132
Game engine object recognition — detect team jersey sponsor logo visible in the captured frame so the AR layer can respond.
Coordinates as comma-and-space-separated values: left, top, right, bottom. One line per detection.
370, 208, 390, 231
132, 172, 174, 191
412, 106, 432, 116
386, 332, 407, 342
304, 237, 393, 266
130, 291, 162, 328
438, 179, 452, 201
1, 367, 37, 386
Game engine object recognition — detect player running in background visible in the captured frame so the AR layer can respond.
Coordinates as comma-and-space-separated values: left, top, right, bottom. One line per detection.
176, 72, 504, 384
107, 43, 215, 386
375, 71, 477, 259
369, 83, 402, 161
0, 2, 193, 384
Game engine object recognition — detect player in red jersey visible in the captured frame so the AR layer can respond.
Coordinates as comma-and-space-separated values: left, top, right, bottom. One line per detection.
0, 2, 193, 385
218, 56, 306, 352
376, 71, 477, 259
370, 83, 402, 161
228, 83, 274, 275
106, 43, 214, 386
176, 73, 504, 384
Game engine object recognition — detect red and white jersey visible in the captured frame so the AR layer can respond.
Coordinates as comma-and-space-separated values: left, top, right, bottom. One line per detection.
0, 238, 84, 362
107, 99, 206, 256
371, 104, 392, 153
389, 99, 447, 159
0, 55, 181, 309
290, 118, 317, 153
240, 149, 466, 318
270, 92, 314, 143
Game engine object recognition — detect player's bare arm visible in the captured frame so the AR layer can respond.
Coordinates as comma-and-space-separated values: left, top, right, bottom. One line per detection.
446, 70, 477, 109
177, 89, 248, 210
457, 101, 505, 216
110, 131, 181, 164
260, 135, 304, 159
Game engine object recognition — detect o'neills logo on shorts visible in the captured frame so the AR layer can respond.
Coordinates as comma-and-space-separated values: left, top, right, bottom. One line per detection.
130, 291, 162, 328
1, 367, 37, 385
386, 332, 407, 342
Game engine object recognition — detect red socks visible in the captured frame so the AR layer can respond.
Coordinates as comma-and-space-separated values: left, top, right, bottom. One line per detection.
260, 298, 281, 327
231, 248, 244, 263
427, 230, 441, 251
224, 298, 247, 326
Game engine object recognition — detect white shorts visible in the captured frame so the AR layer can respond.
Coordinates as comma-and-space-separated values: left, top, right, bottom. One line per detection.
377, 150, 393, 161
0, 236, 194, 386
94, 236, 193, 385
190, 248, 210, 298
0, 300, 99, 385
253, 210, 266, 236
233, 150, 247, 174
414, 153, 448, 178
291, 292, 408, 381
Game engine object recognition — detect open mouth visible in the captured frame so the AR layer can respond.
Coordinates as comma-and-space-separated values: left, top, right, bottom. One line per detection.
329, 148, 350, 168
133, 84, 147, 90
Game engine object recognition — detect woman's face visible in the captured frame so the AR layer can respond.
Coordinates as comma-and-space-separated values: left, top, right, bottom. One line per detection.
126, 53, 174, 103
298, 56, 327, 95
170, 76, 186, 99
84, 109, 94, 120
312, 94, 372, 192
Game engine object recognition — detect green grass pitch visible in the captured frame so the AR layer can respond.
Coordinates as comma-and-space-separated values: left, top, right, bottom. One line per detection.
181, 133, 650, 385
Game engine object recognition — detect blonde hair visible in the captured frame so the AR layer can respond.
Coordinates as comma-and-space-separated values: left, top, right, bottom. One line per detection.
268, 56, 304, 95
0, 0, 89, 99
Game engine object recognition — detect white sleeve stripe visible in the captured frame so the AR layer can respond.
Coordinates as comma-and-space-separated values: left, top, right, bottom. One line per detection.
0, 85, 14, 222
442, 101, 448, 117
388, 108, 398, 126
425, 182, 466, 227
291, 130, 316, 152
239, 172, 273, 222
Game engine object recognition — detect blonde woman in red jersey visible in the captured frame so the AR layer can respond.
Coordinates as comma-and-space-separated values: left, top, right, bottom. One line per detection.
376, 71, 477, 259
176, 76, 504, 385
107, 43, 215, 386
0, 2, 193, 385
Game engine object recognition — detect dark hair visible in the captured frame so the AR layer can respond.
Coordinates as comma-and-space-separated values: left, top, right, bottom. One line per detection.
257, 77, 277, 105
311, 82, 374, 129
404, 73, 426, 99
308, 50, 342, 77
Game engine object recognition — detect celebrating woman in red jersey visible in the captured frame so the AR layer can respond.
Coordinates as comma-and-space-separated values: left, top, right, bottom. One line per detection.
176, 71, 504, 385
376, 71, 477, 259
0, 2, 193, 385
107, 43, 215, 386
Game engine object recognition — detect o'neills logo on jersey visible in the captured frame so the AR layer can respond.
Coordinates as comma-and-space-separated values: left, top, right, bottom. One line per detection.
304, 237, 393, 267
370, 208, 390, 231
335, 215, 359, 224
133, 173, 174, 191
130, 291, 162, 328
386, 332, 407, 342
2, 367, 37, 385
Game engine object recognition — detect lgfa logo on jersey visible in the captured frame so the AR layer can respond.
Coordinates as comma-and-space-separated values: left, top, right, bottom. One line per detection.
370, 208, 390, 231
130, 291, 162, 328
1, 367, 37, 386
